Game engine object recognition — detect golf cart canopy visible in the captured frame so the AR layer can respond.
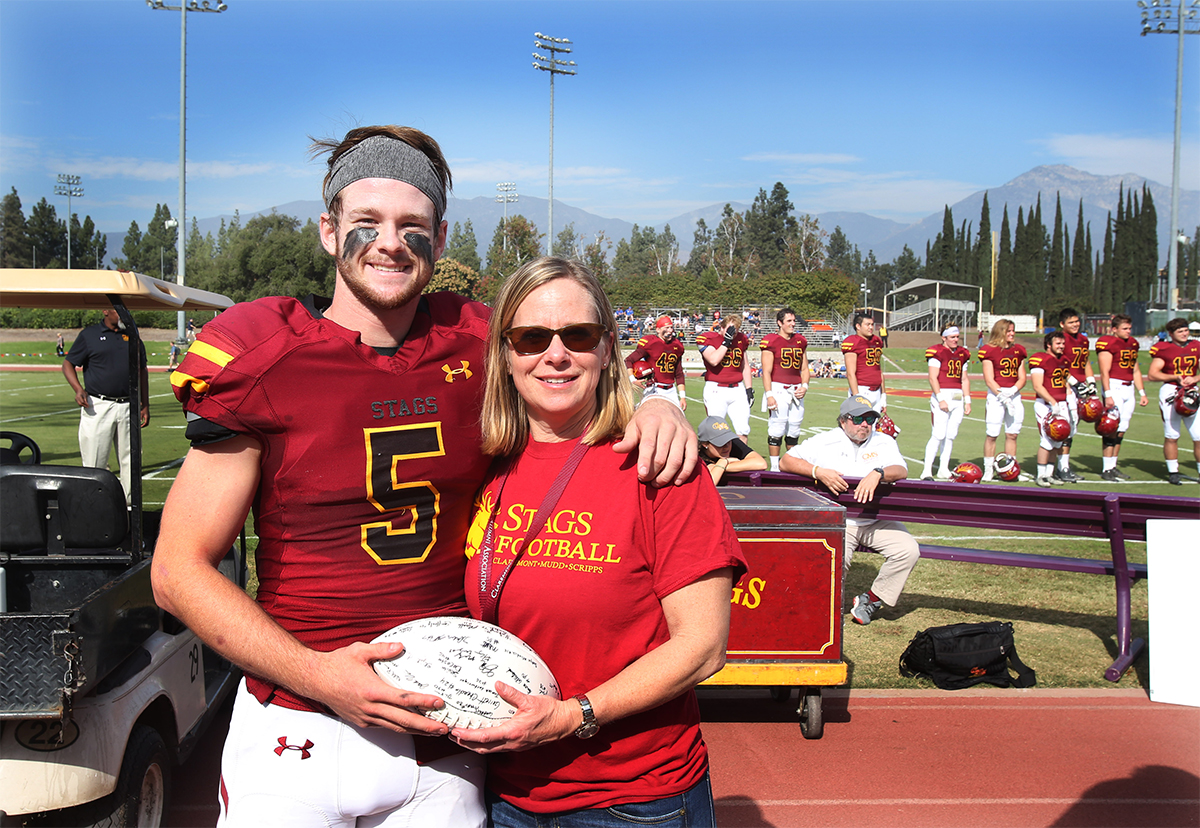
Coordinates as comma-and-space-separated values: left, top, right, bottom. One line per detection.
0, 268, 233, 311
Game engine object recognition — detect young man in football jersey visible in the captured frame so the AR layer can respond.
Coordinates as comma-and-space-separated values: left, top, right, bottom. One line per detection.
760, 307, 810, 471
977, 318, 1026, 481
780, 395, 917, 626
624, 314, 687, 410
1095, 314, 1148, 481
698, 315, 753, 441
150, 125, 695, 828
1148, 317, 1200, 484
919, 325, 972, 480
841, 312, 887, 412
1029, 331, 1072, 488
1057, 308, 1095, 482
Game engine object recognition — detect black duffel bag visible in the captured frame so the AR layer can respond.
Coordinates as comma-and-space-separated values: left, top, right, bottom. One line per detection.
899, 621, 1036, 690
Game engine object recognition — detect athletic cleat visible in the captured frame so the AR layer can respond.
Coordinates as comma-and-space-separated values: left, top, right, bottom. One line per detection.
1055, 468, 1085, 483
935, 470, 952, 481
921, 475, 934, 481
1100, 469, 1123, 483
1049, 475, 1065, 485
1113, 469, 1132, 481
850, 592, 883, 625
1168, 472, 1183, 485
1036, 477, 1053, 488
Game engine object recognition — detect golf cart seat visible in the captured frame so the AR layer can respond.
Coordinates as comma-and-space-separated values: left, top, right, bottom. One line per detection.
0, 464, 128, 556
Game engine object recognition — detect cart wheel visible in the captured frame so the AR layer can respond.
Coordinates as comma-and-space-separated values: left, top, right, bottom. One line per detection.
769, 686, 792, 703
799, 688, 823, 740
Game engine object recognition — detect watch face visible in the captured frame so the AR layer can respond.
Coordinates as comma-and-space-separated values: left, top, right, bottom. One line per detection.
576, 721, 600, 739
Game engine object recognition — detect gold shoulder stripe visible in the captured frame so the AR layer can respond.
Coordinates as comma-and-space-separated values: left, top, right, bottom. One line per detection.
169, 370, 209, 395
187, 339, 234, 367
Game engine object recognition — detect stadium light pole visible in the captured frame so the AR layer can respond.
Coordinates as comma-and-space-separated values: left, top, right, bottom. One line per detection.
1139, 0, 1199, 315
495, 182, 518, 255
54, 174, 84, 269
147, 0, 228, 344
533, 33, 576, 254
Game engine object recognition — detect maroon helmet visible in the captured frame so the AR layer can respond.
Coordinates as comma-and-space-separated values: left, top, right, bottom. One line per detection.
994, 453, 1021, 482
1174, 386, 1199, 418
1078, 395, 1105, 423
1046, 416, 1072, 442
1095, 407, 1121, 436
630, 360, 653, 380
951, 462, 983, 483
875, 414, 899, 438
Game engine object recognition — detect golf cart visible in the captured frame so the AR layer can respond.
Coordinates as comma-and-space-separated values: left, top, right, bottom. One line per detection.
0, 269, 242, 827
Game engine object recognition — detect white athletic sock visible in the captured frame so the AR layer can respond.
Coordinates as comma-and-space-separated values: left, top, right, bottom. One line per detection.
770, 456, 780, 472
922, 437, 938, 477
937, 439, 954, 475
1166, 459, 1179, 473
1103, 456, 1116, 471
1038, 464, 1051, 479
983, 457, 995, 472
1057, 455, 1070, 472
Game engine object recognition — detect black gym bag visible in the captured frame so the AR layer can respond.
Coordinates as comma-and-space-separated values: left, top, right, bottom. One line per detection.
899, 621, 1036, 690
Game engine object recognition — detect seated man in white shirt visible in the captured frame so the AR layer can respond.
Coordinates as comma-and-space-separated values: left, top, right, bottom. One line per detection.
780, 395, 920, 625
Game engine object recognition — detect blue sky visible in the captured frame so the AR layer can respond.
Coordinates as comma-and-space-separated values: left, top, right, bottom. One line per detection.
2, 0, 1197, 237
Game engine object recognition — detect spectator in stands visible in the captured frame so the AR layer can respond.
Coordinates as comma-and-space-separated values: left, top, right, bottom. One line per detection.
697, 415, 767, 485
841, 312, 887, 413
781, 396, 918, 625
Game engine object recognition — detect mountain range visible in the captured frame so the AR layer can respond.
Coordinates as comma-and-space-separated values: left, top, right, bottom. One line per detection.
107, 165, 1198, 270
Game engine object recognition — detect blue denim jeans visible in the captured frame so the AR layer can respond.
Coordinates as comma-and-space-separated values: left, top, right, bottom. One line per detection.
486, 771, 715, 827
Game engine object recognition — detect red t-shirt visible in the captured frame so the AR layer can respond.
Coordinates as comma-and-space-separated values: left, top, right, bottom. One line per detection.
623, 334, 685, 387
697, 330, 750, 384
976, 343, 1027, 389
464, 438, 746, 813
173, 294, 492, 711
840, 334, 883, 388
1061, 329, 1091, 381
1095, 335, 1139, 382
1149, 339, 1200, 385
1028, 351, 1069, 402
925, 344, 971, 390
759, 332, 808, 384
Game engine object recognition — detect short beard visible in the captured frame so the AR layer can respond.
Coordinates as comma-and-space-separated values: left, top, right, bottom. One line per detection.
335, 257, 431, 311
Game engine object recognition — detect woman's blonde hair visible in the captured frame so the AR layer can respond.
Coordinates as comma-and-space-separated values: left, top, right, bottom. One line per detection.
480, 257, 635, 457
987, 318, 1015, 348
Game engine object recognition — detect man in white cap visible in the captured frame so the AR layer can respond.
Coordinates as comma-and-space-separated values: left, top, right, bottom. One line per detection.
920, 325, 972, 479
781, 396, 919, 625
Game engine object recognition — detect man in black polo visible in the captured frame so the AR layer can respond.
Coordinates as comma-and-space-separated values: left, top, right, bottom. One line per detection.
61, 308, 149, 503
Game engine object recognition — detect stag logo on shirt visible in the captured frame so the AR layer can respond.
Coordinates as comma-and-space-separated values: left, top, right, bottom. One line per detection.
442, 361, 473, 382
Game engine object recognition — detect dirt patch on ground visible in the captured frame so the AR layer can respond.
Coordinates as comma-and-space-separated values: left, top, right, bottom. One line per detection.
0, 328, 180, 343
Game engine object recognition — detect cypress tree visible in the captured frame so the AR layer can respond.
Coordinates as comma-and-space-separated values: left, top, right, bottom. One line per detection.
1101, 213, 1115, 311
1013, 206, 1029, 313
976, 192, 993, 291
1071, 200, 1088, 302
996, 204, 1012, 313
1049, 193, 1064, 298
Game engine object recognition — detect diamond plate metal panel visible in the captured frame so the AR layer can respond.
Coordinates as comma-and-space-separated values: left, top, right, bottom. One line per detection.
0, 614, 71, 717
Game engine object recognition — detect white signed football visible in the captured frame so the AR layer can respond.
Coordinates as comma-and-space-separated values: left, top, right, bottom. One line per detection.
371, 616, 561, 729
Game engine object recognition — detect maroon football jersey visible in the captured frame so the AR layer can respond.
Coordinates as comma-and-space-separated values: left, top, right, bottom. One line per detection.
1095, 335, 1139, 382
759, 332, 808, 385
172, 294, 492, 709
976, 343, 1027, 389
624, 334, 685, 386
1150, 339, 1200, 385
1062, 329, 1091, 381
697, 330, 750, 384
1028, 351, 1069, 402
841, 334, 884, 388
925, 344, 971, 389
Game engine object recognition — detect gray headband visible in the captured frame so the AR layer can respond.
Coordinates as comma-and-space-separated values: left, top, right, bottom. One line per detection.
322, 135, 446, 219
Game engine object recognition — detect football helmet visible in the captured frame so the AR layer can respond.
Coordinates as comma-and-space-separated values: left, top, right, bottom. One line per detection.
1095, 407, 1121, 436
951, 462, 983, 483
994, 453, 1021, 482
875, 414, 899, 437
630, 360, 653, 380
1174, 386, 1200, 418
1078, 395, 1105, 423
1045, 416, 1072, 442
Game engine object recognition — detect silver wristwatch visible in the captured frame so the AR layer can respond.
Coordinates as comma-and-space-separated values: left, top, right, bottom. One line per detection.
573, 693, 599, 739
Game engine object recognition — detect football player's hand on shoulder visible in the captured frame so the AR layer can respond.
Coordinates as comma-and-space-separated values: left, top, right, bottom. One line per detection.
304, 641, 451, 735
614, 397, 698, 487
450, 682, 575, 754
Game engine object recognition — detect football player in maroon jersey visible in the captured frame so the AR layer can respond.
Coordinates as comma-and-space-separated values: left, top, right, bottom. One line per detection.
150, 126, 695, 828
1095, 314, 1148, 482
760, 307, 810, 471
977, 318, 1026, 481
1056, 308, 1095, 482
1148, 317, 1200, 484
919, 325, 972, 480
624, 315, 687, 410
698, 316, 753, 440
841, 312, 887, 413
1029, 331, 1072, 488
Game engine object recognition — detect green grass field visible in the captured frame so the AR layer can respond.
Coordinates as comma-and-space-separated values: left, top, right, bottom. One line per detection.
2, 341, 1195, 690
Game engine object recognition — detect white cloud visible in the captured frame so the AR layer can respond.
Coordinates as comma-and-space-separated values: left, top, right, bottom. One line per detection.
1036, 133, 1200, 187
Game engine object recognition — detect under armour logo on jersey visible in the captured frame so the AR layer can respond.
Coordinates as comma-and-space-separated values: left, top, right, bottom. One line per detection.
274, 737, 314, 759
442, 361, 473, 382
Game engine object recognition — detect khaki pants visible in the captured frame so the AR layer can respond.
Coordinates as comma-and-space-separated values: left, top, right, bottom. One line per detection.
845, 520, 920, 606
79, 396, 132, 505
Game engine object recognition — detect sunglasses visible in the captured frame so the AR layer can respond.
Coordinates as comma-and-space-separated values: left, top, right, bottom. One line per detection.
847, 413, 879, 425
504, 323, 607, 356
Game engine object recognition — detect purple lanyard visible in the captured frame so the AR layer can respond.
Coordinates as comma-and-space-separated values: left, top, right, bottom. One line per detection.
477, 440, 590, 625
